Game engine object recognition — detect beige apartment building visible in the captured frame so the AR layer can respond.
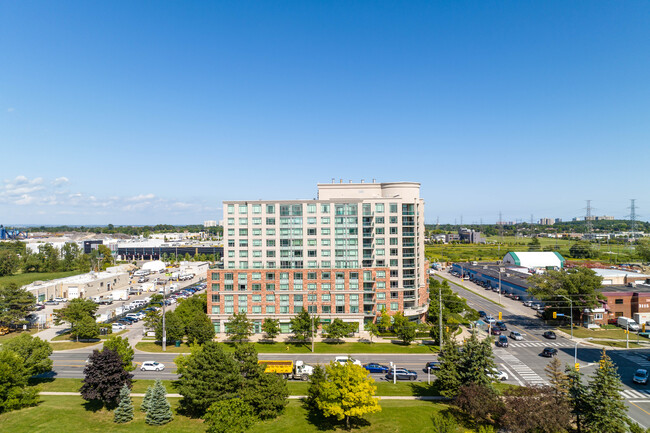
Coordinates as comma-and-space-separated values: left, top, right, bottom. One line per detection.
207, 181, 428, 334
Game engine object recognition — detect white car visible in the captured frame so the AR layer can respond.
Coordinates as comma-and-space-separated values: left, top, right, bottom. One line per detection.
334, 356, 362, 366
509, 331, 524, 341
53, 297, 67, 303
112, 323, 126, 332
488, 368, 508, 381
485, 316, 496, 325
141, 361, 165, 371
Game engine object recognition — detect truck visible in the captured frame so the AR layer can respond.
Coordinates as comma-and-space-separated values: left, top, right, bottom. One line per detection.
111, 289, 129, 301
618, 316, 640, 332
258, 360, 314, 380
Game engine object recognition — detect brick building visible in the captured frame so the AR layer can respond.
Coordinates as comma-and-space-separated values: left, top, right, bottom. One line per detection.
207, 181, 428, 334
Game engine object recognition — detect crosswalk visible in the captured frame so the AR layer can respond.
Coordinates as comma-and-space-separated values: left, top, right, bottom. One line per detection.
620, 389, 650, 400
497, 352, 547, 386
616, 351, 650, 369
509, 341, 565, 348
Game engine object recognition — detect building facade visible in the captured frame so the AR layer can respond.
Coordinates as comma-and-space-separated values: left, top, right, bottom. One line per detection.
207, 181, 428, 334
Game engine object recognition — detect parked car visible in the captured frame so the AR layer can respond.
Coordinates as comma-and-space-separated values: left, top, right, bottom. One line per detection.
488, 368, 508, 381
511, 295, 521, 300
425, 361, 441, 371
141, 361, 165, 371
385, 368, 418, 381
523, 300, 533, 307
543, 331, 557, 339
541, 347, 558, 357
33, 304, 45, 311
112, 323, 126, 332
334, 356, 362, 366
490, 327, 501, 336
44, 300, 59, 305
116, 319, 132, 326
53, 297, 67, 303
496, 321, 507, 331
633, 369, 649, 385
509, 331, 524, 341
496, 335, 509, 347
363, 363, 389, 373
478, 311, 487, 318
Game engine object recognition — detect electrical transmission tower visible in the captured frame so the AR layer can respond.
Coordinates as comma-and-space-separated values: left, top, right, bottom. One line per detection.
628, 199, 638, 240
585, 200, 593, 239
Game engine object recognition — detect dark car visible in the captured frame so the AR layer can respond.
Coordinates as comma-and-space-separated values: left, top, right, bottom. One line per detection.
364, 363, 389, 373
386, 368, 418, 381
44, 300, 59, 305
478, 311, 487, 318
496, 335, 509, 347
33, 304, 46, 311
496, 321, 507, 331
490, 327, 502, 336
121, 316, 137, 323
116, 319, 132, 326
543, 331, 557, 339
541, 347, 558, 357
425, 361, 441, 372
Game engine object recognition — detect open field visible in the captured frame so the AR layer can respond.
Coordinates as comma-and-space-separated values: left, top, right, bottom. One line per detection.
0, 396, 475, 433
0, 270, 85, 288
135, 341, 439, 354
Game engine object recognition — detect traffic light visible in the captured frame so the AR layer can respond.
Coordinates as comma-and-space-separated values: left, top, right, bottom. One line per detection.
553, 312, 557, 319
498, 312, 502, 321
575, 363, 580, 371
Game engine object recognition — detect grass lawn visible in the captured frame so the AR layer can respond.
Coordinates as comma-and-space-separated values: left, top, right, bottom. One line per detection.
135, 341, 439, 354
51, 330, 127, 342
0, 270, 85, 288
49, 341, 102, 351
30, 378, 165, 394
590, 340, 644, 349
0, 396, 475, 433
559, 326, 632, 340
0, 328, 39, 344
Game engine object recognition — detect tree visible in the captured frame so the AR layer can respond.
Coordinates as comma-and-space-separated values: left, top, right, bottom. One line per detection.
364, 322, 379, 343
528, 267, 603, 324
0, 349, 38, 413
1, 334, 53, 376
306, 365, 326, 412
528, 236, 542, 252
637, 239, 650, 263
174, 293, 207, 329
313, 362, 381, 429
146, 379, 173, 425
435, 338, 463, 397
185, 310, 214, 344
176, 341, 242, 417
583, 349, 629, 433
570, 241, 597, 259
103, 335, 135, 371
453, 382, 502, 425
204, 398, 256, 433
431, 412, 458, 433
500, 386, 572, 433
154, 311, 184, 344
323, 318, 355, 341
0, 250, 20, 277
80, 349, 133, 408
226, 312, 254, 341
141, 385, 154, 412
378, 308, 391, 332
0, 283, 36, 328
395, 320, 417, 345
233, 343, 288, 419
545, 356, 568, 399
289, 310, 318, 342
261, 318, 280, 341
54, 298, 98, 341
564, 365, 588, 433
113, 383, 134, 423
458, 332, 496, 388
61, 243, 82, 272
74, 314, 100, 340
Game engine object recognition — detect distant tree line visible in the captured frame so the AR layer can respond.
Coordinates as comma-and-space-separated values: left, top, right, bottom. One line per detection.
12, 224, 223, 237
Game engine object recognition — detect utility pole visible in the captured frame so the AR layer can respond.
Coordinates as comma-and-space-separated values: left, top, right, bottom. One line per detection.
311, 313, 315, 353
498, 268, 502, 305
438, 283, 443, 347
560, 294, 573, 339
162, 279, 167, 352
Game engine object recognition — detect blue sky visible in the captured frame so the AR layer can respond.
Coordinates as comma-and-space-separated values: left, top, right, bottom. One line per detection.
1, 1, 649, 225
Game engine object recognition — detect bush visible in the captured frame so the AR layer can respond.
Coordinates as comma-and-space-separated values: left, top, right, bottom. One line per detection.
431, 412, 457, 433
204, 398, 256, 433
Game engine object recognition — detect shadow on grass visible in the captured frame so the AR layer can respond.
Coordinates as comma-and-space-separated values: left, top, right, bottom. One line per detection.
302, 400, 371, 431
437, 405, 484, 432
82, 399, 107, 413
408, 382, 441, 397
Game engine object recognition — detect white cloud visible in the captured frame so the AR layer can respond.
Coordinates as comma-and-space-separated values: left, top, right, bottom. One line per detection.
126, 193, 156, 202
53, 177, 69, 186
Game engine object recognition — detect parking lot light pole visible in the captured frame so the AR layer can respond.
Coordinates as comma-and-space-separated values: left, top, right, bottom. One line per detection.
393, 363, 397, 385
427, 366, 431, 384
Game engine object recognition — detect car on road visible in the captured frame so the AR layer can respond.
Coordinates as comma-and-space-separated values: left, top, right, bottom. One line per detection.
541, 347, 558, 357
141, 361, 165, 371
509, 331, 524, 341
633, 369, 649, 385
543, 331, 557, 339
490, 327, 501, 336
33, 304, 45, 311
334, 356, 362, 366
478, 311, 487, 318
363, 363, 389, 373
386, 368, 418, 381
496, 321, 507, 331
488, 368, 508, 381
485, 316, 496, 325
496, 335, 509, 347
425, 361, 441, 371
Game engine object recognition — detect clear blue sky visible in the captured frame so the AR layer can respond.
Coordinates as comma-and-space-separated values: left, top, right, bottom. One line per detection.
1, 1, 648, 225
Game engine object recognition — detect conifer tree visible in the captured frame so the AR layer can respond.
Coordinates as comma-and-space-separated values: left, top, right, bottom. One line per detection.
306, 365, 326, 412
435, 337, 462, 397
564, 365, 588, 433
583, 349, 629, 433
145, 380, 173, 425
113, 383, 134, 423
141, 385, 153, 412
545, 356, 568, 399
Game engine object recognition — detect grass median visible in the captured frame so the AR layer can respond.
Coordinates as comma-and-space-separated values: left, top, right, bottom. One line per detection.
135, 341, 439, 354
49, 341, 103, 351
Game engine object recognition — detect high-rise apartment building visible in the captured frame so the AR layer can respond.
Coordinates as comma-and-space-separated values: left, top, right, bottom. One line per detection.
207, 181, 427, 334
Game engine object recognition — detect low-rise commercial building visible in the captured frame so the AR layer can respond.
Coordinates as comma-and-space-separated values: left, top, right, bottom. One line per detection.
23, 268, 129, 302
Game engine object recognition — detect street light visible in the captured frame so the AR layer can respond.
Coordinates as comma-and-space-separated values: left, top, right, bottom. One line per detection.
559, 294, 573, 339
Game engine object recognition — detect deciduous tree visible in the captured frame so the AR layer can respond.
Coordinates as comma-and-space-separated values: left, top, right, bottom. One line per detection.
0, 349, 38, 413
1, 334, 52, 376
54, 298, 98, 341
500, 386, 572, 433
185, 310, 214, 344
74, 314, 100, 340
261, 318, 280, 341
226, 312, 254, 341
453, 382, 503, 425
0, 250, 20, 277
80, 349, 133, 408
204, 398, 256, 433
103, 335, 135, 371
289, 310, 318, 342
364, 322, 379, 342
154, 311, 184, 344
323, 318, 355, 341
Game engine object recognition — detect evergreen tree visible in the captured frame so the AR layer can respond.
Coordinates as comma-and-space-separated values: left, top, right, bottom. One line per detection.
145, 379, 172, 425
306, 365, 326, 412
583, 349, 629, 433
435, 337, 462, 397
545, 357, 568, 399
113, 383, 134, 423
458, 333, 496, 388
141, 385, 153, 412
564, 366, 588, 433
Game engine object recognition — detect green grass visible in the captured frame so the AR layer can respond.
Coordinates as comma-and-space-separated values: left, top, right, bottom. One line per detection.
590, 340, 644, 348
435, 275, 504, 308
0, 396, 475, 433
0, 328, 39, 344
0, 270, 85, 288
51, 330, 127, 342
49, 341, 102, 351
559, 326, 633, 340
135, 341, 440, 354
30, 378, 163, 394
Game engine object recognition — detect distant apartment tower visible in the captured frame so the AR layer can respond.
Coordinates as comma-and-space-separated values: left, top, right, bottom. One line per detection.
538, 218, 555, 226
207, 181, 428, 334
204, 220, 218, 227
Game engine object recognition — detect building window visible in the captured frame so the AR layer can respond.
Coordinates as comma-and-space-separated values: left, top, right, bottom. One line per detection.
321, 228, 331, 235
267, 305, 275, 313
375, 203, 384, 213
390, 227, 398, 235
322, 305, 331, 313
252, 306, 262, 313
211, 305, 220, 314
375, 227, 384, 235
266, 204, 275, 214
390, 203, 398, 213
615, 299, 623, 304
266, 283, 275, 290
239, 204, 248, 214
390, 302, 398, 310
307, 204, 317, 214
321, 204, 330, 213
227, 204, 234, 214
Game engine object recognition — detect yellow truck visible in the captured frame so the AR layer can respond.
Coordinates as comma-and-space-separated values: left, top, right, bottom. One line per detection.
258, 360, 314, 381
